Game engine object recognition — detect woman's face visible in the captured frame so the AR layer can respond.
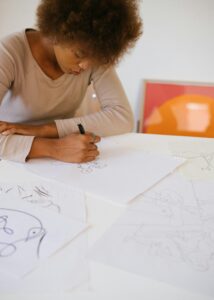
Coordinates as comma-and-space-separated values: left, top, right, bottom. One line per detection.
53, 43, 94, 75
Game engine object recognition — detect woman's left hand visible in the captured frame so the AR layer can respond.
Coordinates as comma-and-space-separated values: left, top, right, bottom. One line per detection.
0, 121, 59, 138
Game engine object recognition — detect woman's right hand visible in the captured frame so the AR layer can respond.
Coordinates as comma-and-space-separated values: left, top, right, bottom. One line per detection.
27, 133, 101, 163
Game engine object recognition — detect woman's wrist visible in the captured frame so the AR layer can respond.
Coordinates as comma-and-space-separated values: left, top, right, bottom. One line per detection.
42, 122, 59, 138
27, 137, 57, 160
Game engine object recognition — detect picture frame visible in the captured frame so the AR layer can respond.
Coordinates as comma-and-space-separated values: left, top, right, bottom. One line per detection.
139, 79, 214, 137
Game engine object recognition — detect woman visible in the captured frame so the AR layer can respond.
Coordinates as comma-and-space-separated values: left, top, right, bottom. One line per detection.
0, 0, 142, 163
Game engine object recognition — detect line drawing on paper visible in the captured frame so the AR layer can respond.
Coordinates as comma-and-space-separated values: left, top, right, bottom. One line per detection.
122, 183, 214, 272
0, 184, 61, 214
0, 208, 46, 259
173, 151, 214, 171
0, 215, 14, 235
77, 159, 108, 174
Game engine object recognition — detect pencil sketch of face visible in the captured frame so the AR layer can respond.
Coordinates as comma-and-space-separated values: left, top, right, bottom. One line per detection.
0, 208, 46, 259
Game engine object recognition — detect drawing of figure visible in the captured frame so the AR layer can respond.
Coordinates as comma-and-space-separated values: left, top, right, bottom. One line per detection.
77, 159, 108, 174
0, 208, 46, 259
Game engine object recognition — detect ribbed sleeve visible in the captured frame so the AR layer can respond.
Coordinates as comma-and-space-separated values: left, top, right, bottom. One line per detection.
55, 67, 134, 138
0, 135, 35, 162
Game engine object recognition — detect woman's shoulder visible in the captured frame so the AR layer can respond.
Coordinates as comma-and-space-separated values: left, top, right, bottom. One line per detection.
0, 29, 29, 59
90, 64, 117, 83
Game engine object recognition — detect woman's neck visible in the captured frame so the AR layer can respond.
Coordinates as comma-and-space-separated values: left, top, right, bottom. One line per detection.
26, 29, 64, 79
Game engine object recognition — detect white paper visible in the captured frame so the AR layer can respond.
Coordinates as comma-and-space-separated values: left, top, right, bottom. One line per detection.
0, 199, 87, 278
169, 139, 214, 179
16, 234, 89, 293
0, 270, 20, 292
0, 180, 89, 292
0, 236, 89, 293
26, 136, 185, 205
0, 181, 86, 222
88, 173, 214, 297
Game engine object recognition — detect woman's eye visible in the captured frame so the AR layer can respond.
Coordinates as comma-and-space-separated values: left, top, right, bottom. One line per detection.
75, 51, 86, 59
75, 52, 82, 58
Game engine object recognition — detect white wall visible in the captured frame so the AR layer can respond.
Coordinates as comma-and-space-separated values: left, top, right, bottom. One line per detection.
0, 0, 213, 128
117, 0, 214, 125
0, 0, 39, 37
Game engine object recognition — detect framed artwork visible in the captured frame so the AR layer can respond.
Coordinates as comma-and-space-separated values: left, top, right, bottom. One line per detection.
139, 80, 214, 138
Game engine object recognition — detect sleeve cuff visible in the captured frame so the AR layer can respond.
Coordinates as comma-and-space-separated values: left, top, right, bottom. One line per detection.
55, 119, 77, 138
0, 135, 35, 163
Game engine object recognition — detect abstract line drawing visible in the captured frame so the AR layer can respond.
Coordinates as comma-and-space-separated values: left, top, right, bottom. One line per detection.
173, 151, 214, 171
122, 182, 214, 272
77, 159, 108, 174
0, 208, 46, 259
0, 184, 61, 214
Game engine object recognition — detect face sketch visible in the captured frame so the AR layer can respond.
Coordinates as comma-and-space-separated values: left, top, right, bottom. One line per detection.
0, 208, 46, 258
53, 43, 94, 75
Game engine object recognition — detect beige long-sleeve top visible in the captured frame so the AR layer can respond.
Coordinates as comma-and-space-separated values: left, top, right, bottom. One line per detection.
0, 30, 134, 162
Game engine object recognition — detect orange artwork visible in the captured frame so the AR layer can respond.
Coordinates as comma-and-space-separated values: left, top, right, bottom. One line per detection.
141, 80, 214, 138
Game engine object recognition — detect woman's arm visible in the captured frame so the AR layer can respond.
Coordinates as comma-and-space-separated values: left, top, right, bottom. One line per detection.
0, 121, 59, 137
0, 67, 133, 138
55, 66, 134, 138
0, 36, 33, 162
0, 58, 131, 162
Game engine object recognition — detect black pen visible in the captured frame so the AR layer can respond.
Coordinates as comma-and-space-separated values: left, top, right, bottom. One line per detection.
77, 123, 85, 134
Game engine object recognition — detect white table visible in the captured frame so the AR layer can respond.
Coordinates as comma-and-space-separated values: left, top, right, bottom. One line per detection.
1, 133, 214, 300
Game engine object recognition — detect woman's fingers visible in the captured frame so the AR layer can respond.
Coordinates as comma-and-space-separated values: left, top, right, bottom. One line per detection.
0, 122, 9, 133
80, 134, 100, 162
1, 129, 16, 135
82, 150, 100, 163
0, 125, 15, 135
88, 143, 98, 150
87, 149, 100, 157
82, 156, 97, 163
0, 122, 51, 137
83, 132, 101, 144
0, 122, 23, 135
0, 126, 24, 136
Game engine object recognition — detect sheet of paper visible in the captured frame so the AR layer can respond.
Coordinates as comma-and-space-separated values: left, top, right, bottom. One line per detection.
0, 235, 89, 293
0, 181, 86, 222
26, 136, 185, 205
169, 139, 214, 180
88, 173, 214, 297
0, 180, 89, 292
16, 234, 89, 293
0, 270, 20, 293
0, 199, 87, 278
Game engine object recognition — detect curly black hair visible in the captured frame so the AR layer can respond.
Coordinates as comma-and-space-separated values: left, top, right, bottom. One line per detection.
36, 0, 143, 65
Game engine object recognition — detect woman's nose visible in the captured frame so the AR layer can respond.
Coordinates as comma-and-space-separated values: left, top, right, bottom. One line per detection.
79, 60, 90, 70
